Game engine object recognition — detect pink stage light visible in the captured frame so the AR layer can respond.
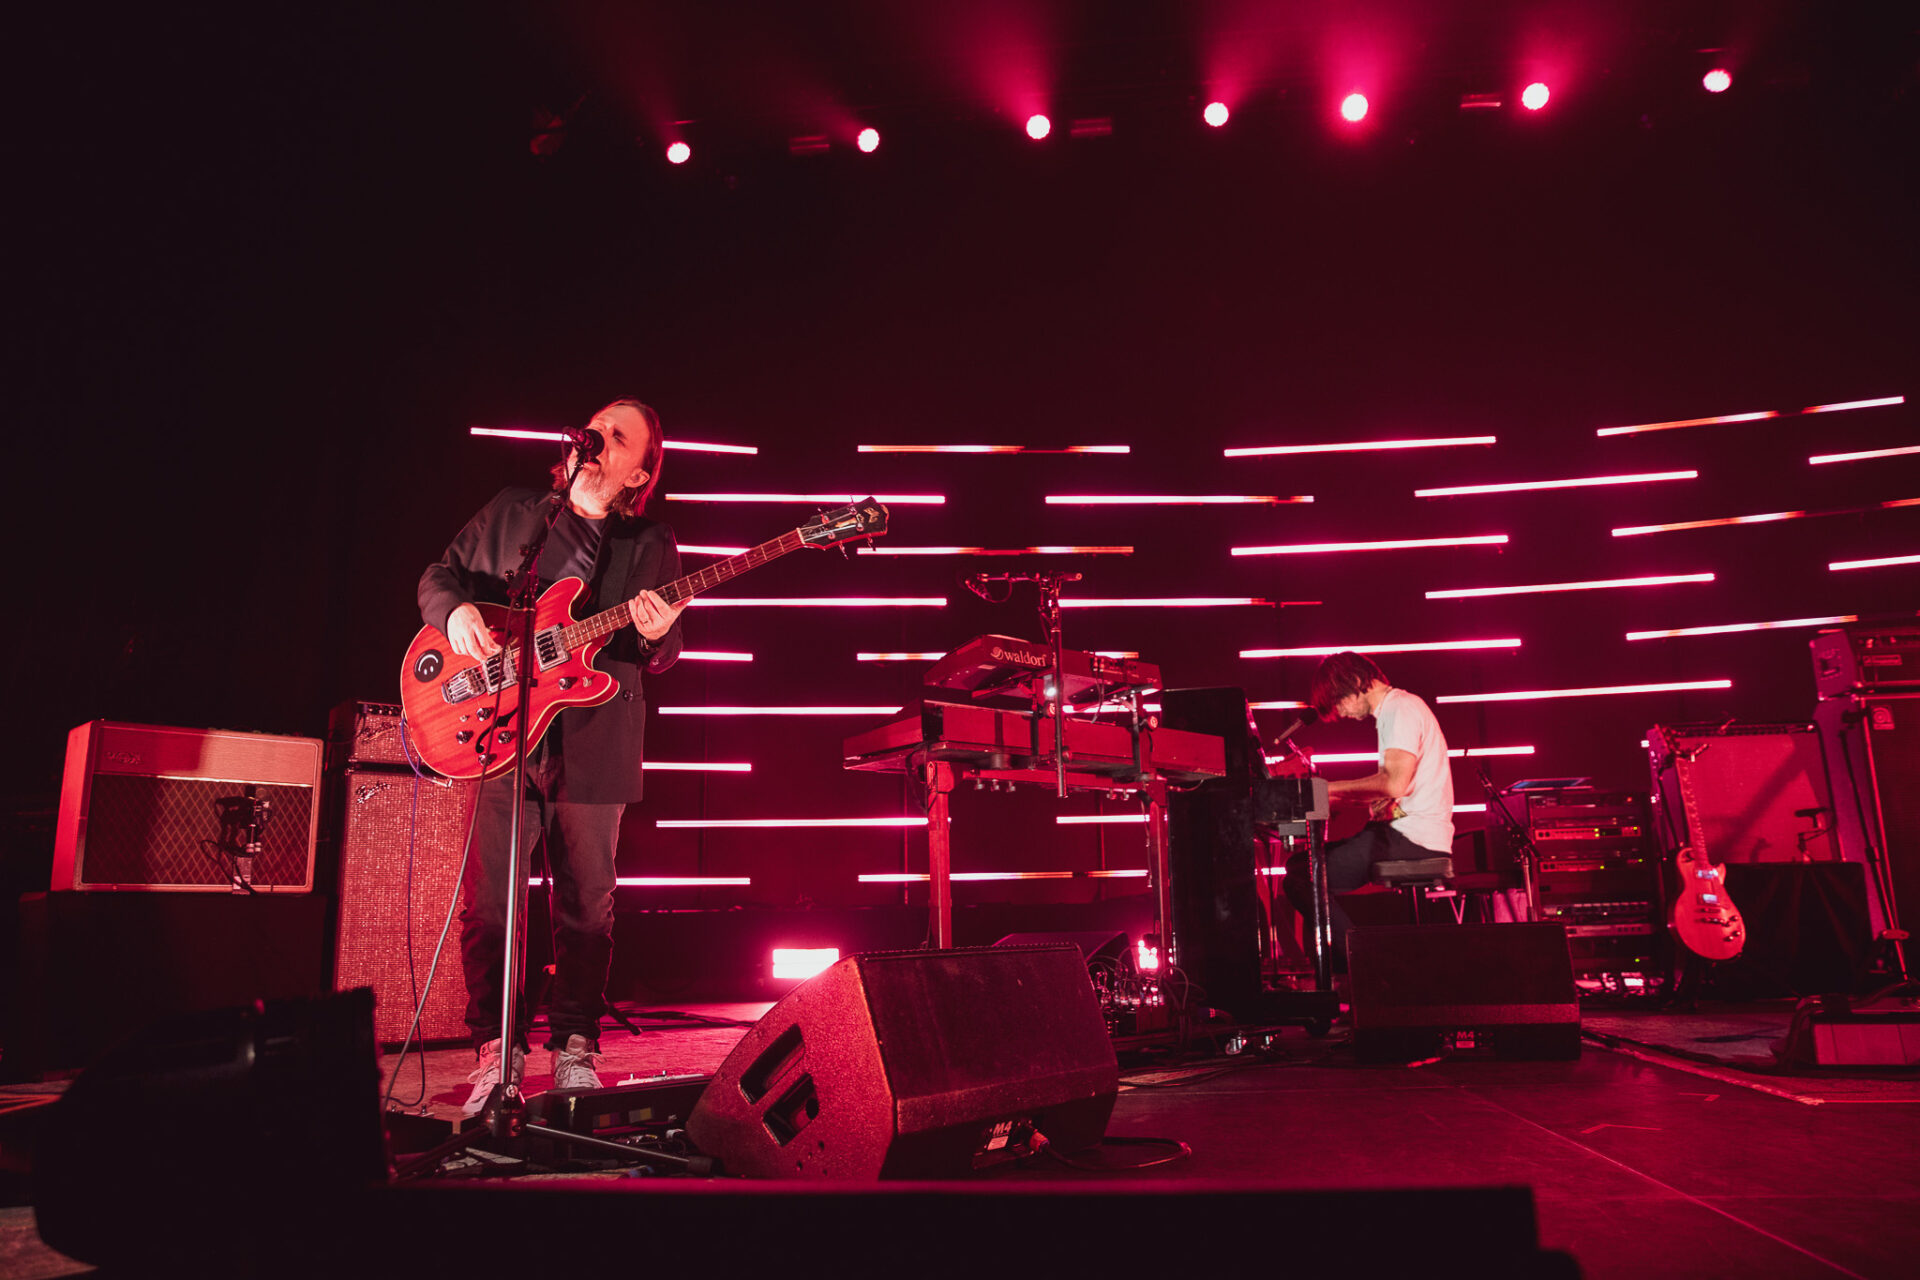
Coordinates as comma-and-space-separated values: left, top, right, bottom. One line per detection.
1225, 436, 1495, 457
859, 871, 1148, 883
1204, 101, 1230, 127
1831, 555, 1920, 571
772, 948, 840, 979
1234, 535, 1508, 556
856, 128, 880, 154
1810, 446, 1920, 465
1417, 470, 1697, 498
658, 705, 903, 716
1056, 814, 1148, 825
1026, 114, 1052, 140
666, 141, 691, 164
857, 652, 948, 662
1241, 639, 1520, 658
1296, 746, 1536, 765
1521, 82, 1550, 111
1613, 497, 1920, 537
677, 650, 753, 662
1047, 494, 1311, 505
534, 876, 751, 887
1060, 597, 1281, 608
1249, 700, 1310, 710
1340, 93, 1369, 123
858, 444, 1128, 454
1703, 69, 1732, 94
643, 761, 752, 772
1627, 615, 1860, 641
1426, 573, 1713, 600
666, 493, 944, 504
1596, 411, 1775, 437
1437, 680, 1732, 705
467, 427, 757, 454
1136, 938, 1159, 971
689, 597, 946, 607
1804, 396, 1904, 414
676, 544, 751, 557
857, 545, 1134, 556
1454, 804, 1488, 814
657, 817, 927, 829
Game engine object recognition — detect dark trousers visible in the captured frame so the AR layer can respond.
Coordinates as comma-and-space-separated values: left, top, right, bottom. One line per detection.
1283, 821, 1434, 972
459, 747, 623, 1051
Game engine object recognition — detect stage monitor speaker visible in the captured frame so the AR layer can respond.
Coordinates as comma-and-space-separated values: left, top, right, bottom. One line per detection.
333, 767, 474, 1045
686, 944, 1118, 1179
52, 721, 321, 892
1652, 721, 1837, 864
1348, 924, 1581, 1063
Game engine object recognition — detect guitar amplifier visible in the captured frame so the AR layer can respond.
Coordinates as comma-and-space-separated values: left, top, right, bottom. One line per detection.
52, 722, 321, 892
328, 699, 411, 769
1812, 625, 1920, 697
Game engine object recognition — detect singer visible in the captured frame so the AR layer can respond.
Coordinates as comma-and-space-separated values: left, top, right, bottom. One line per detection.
1282, 651, 1454, 970
417, 397, 687, 1114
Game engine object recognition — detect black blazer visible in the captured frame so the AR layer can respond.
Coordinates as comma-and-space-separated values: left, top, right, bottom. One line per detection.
418, 486, 683, 803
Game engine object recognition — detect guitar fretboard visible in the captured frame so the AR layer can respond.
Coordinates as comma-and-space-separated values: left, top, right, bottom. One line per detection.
561, 529, 810, 648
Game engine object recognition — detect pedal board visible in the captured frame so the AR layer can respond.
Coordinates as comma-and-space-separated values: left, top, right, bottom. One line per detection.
526, 1072, 712, 1139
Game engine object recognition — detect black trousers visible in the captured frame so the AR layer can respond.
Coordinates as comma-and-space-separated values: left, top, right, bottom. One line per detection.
1283, 821, 1435, 972
459, 747, 623, 1051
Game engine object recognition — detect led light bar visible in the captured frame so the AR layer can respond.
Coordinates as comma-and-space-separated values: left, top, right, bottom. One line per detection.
1233, 535, 1508, 556
1437, 680, 1732, 704
529, 876, 752, 886
1426, 573, 1712, 600
1241, 639, 1519, 658
1626, 614, 1859, 640
1249, 700, 1310, 710
1055, 814, 1148, 825
643, 761, 752, 772
1612, 497, 1920, 536
1225, 436, 1496, 457
657, 817, 928, 829
678, 650, 753, 662
690, 597, 946, 607
666, 493, 945, 504
1595, 412, 1776, 438
1061, 597, 1286, 608
858, 870, 1149, 883
1277, 746, 1538, 765
658, 705, 902, 716
856, 652, 948, 662
468, 427, 758, 454
678, 544, 750, 556
1047, 495, 1312, 505
1453, 804, 1488, 814
1831, 555, 1920, 571
771, 948, 840, 979
1416, 470, 1697, 498
857, 445, 1129, 454
857, 546, 1135, 556
1804, 396, 1904, 414
1809, 446, 1920, 465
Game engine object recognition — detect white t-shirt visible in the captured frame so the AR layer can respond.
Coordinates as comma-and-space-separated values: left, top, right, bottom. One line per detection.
1373, 687, 1454, 853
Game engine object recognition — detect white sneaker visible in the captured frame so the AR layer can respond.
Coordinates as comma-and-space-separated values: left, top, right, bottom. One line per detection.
462, 1038, 525, 1118
550, 1034, 604, 1092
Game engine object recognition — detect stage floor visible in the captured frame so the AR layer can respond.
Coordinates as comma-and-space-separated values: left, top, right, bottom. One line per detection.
7, 999, 1919, 1278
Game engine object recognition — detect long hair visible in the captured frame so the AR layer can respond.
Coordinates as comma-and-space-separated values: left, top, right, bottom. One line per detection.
549, 398, 665, 517
1308, 651, 1389, 717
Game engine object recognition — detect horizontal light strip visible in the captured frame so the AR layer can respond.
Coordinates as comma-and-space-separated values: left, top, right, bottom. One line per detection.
856, 651, 948, 662
856, 545, 1134, 556
678, 650, 753, 662
467, 427, 758, 454
658, 817, 928, 830
1094, 651, 1142, 658
659, 705, 902, 716
1626, 614, 1858, 640
1047, 495, 1312, 505
1250, 700, 1309, 710
1613, 497, 1920, 536
1233, 535, 1508, 556
1225, 435, 1496, 457
666, 493, 945, 504
678, 544, 750, 556
857, 444, 1129, 454
1454, 804, 1488, 814
1437, 680, 1732, 704
1809, 446, 1920, 465
1832, 554, 1920, 571
1241, 639, 1519, 658
1416, 470, 1697, 498
1426, 573, 1713, 600
691, 597, 946, 607
643, 761, 752, 772
1804, 396, 1904, 414
1287, 746, 1538, 765
859, 870, 1148, 883
1056, 814, 1148, 825
1061, 597, 1280, 608
530, 876, 753, 887
1595, 412, 1777, 438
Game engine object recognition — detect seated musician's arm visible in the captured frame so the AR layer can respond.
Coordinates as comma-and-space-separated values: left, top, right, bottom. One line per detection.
1327, 748, 1418, 804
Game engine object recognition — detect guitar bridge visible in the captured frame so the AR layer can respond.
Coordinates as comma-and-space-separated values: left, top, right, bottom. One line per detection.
442, 651, 518, 704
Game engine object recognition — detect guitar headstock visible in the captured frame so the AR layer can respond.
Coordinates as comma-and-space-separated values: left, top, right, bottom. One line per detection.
801, 498, 890, 548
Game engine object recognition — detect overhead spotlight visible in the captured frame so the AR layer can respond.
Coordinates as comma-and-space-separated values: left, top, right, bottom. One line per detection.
1340, 93, 1369, 123
1521, 82, 1550, 111
857, 127, 881, 153
666, 141, 692, 165
1026, 113, 1052, 140
1203, 101, 1229, 128
1702, 68, 1732, 94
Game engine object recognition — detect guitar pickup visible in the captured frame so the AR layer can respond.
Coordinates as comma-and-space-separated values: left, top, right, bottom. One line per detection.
533, 626, 570, 670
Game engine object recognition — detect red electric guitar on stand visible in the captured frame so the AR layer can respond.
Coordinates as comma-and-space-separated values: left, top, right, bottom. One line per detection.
399, 499, 889, 780
1655, 726, 1747, 962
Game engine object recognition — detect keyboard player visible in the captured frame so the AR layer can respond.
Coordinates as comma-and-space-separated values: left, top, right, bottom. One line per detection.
1281, 652, 1454, 970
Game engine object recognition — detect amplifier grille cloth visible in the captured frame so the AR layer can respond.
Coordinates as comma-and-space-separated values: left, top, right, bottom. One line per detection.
83, 775, 314, 888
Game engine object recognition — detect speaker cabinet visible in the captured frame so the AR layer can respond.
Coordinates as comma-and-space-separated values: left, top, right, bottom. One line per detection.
1653, 722, 1837, 864
1348, 924, 1581, 1063
1818, 692, 1920, 940
53, 721, 322, 892
332, 767, 474, 1045
686, 945, 1117, 1179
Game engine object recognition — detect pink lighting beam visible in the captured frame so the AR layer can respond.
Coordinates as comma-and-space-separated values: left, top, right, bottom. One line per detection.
1225, 436, 1495, 457
1234, 535, 1508, 556
1416, 470, 1697, 498
1048, 494, 1311, 505
1241, 639, 1519, 658
1437, 680, 1732, 704
1427, 573, 1713, 600
1627, 615, 1859, 640
1831, 555, 1920, 571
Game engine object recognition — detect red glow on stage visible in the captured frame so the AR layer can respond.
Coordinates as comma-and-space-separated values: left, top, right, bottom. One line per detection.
857, 545, 1134, 556
1047, 494, 1311, 505
1426, 573, 1713, 600
772, 948, 840, 979
1136, 939, 1160, 971
1416, 470, 1697, 498
1241, 639, 1520, 658
858, 444, 1129, 454
1026, 114, 1052, 140
678, 650, 753, 662
1233, 535, 1508, 556
856, 128, 880, 153
1703, 69, 1732, 94
643, 761, 752, 772
690, 597, 945, 608
666, 493, 944, 504
1204, 101, 1230, 127
1521, 82, 1550, 111
666, 141, 691, 165
1831, 555, 1920, 571
659, 705, 904, 716
657, 816, 927, 829
1627, 615, 1860, 640
1437, 680, 1732, 704
1613, 497, 1920, 536
1340, 93, 1369, 123
1226, 436, 1495, 457
1810, 446, 1920, 465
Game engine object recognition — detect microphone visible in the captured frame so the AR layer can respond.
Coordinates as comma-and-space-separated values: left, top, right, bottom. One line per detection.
1272, 708, 1320, 747
561, 426, 605, 461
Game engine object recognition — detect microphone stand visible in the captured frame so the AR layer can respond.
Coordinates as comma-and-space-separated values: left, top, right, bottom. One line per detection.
1475, 763, 1541, 922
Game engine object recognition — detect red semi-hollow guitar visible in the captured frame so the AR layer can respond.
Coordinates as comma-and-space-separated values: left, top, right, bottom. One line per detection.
399, 499, 888, 780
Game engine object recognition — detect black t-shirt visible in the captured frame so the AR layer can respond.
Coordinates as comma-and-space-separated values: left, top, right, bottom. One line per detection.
538, 506, 607, 594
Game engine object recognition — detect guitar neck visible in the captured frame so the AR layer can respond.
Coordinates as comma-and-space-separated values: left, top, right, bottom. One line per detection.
563, 529, 809, 646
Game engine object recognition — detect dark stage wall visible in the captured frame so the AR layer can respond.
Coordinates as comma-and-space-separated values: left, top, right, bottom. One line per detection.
11, 5, 1916, 921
